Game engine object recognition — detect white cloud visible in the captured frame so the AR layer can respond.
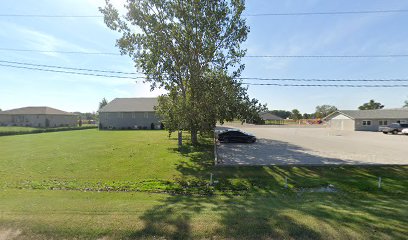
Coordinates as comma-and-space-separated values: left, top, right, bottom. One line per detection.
0, 21, 98, 58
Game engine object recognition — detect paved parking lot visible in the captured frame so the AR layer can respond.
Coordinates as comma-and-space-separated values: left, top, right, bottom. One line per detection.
216, 124, 408, 165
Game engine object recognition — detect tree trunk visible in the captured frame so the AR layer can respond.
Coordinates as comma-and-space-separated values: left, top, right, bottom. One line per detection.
178, 131, 183, 147
191, 128, 198, 145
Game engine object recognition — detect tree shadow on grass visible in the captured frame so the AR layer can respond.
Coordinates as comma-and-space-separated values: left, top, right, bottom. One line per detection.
127, 136, 408, 239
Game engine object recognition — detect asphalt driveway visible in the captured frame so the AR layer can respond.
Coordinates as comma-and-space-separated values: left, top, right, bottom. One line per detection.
216, 124, 408, 165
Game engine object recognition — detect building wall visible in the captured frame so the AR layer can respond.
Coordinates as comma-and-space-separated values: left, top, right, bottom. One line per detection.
329, 119, 356, 131
328, 114, 355, 131
99, 111, 161, 130
355, 119, 408, 131
0, 115, 12, 125
0, 114, 77, 127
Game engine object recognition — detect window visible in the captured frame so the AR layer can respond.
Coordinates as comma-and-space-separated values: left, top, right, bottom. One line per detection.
132, 112, 136, 119
379, 120, 388, 126
362, 120, 371, 126
118, 113, 123, 119
144, 112, 149, 119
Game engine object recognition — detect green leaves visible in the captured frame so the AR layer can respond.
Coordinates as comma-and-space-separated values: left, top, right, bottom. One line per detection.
101, 0, 264, 144
358, 100, 384, 110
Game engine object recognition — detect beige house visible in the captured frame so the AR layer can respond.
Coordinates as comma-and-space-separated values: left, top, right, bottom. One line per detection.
0, 107, 77, 128
326, 109, 408, 131
99, 98, 161, 130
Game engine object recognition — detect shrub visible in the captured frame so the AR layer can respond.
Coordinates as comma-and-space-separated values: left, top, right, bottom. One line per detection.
0, 126, 97, 136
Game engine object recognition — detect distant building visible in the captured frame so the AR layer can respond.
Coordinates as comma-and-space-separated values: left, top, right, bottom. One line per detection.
325, 109, 408, 131
99, 98, 161, 130
260, 112, 283, 121
0, 107, 77, 127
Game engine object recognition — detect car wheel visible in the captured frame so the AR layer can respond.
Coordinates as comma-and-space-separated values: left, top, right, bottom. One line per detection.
382, 132, 388, 134
392, 130, 398, 135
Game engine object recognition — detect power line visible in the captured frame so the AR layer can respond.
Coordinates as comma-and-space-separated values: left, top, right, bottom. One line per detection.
245, 54, 408, 58
0, 14, 103, 18
0, 60, 408, 86
0, 63, 144, 80
2, 63, 408, 87
238, 77, 408, 82
245, 9, 408, 16
1, 9, 407, 18
242, 83, 408, 87
0, 48, 120, 56
3, 59, 408, 82
1, 48, 408, 59
0, 60, 142, 75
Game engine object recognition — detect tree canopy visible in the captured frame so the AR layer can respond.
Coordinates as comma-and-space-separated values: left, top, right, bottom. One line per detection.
404, 99, 408, 108
358, 100, 384, 110
99, 98, 108, 110
290, 109, 302, 120
101, 0, 265, 144
315, 105, 337, 118
269, 110, 291, 119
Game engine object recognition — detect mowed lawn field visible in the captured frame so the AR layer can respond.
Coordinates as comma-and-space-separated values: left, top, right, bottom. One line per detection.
0, 129, 407, 239
0, 126, 38, 132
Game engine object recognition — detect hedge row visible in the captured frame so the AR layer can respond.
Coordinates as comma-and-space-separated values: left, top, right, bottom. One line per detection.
0, 126, 97, 136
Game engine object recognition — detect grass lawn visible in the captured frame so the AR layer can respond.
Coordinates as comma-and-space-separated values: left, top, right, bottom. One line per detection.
0, 126, 38, 132
0, 129, 407, 239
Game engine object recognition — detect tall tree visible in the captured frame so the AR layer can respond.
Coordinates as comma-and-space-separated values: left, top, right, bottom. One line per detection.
99, 98, 108, 110
315, 105, 337, 118
404, 99, 408, 108
101, 0, 263, 144
291, 109, 302, 120
358, 100, 384, 110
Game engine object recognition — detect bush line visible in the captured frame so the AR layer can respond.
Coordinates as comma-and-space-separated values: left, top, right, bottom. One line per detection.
0, 126, 97, 136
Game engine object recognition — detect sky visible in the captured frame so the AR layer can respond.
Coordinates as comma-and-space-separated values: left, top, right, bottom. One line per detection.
1, 0, 408, 113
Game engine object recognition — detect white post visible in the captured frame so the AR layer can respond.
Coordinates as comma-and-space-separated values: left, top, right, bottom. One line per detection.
210, 173, 213, 185
378, 177, 382, 189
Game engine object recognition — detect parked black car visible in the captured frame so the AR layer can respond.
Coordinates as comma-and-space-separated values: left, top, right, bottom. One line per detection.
379, 123, 408, 134
217, 129, 256, 143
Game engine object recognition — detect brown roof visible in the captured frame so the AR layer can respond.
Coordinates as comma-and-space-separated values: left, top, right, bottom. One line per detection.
0, 107, 76, 115
99, 98, 158, 112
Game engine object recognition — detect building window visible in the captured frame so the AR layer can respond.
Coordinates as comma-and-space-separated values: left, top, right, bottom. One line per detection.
144, 112, 149, 119
132, 112, 136, 119
118, 112, 123, 119
379, 120, 388, 126
362, 120, 371, 126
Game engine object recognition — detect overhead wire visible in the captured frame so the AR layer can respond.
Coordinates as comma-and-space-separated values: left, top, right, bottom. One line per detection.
0, 60, 142, 75
1, 48, 408, 58
1, 9, 407, 18
0, 63, 145, 80
1, 61, 408, 87
242, 83, 408, 87
2, 59, 408, 82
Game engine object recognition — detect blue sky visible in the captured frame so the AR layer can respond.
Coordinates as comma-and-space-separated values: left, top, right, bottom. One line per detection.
1, 0, 408, 113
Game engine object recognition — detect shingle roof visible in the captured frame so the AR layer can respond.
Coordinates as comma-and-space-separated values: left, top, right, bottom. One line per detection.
260, 112, 283, 121
99, 98, 158, 112
0, 107, 76, 115
327, 109, 408, 120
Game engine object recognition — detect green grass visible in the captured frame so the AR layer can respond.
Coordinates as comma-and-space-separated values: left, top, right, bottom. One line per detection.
0, 129, 407, 239
0, 126, 38, 132
0, 125, 97, 136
